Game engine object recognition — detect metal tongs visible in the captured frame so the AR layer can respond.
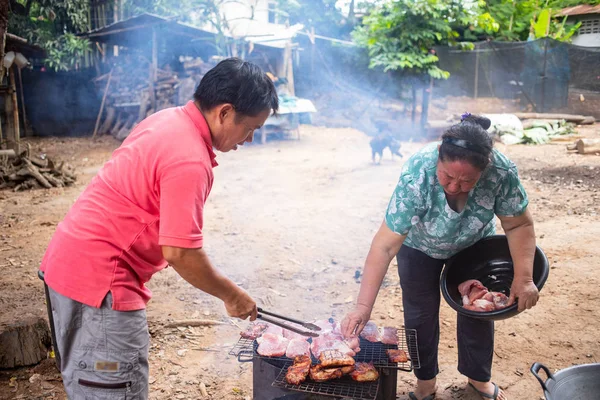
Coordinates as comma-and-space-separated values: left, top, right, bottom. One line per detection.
257, 307, 321, 338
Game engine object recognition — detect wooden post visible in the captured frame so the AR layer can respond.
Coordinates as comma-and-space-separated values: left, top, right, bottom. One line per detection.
0, 10, 6, 145
474, 48, 479, 99
540, 38, 549, 113
411, 84, 417, 128
284, 41, 295, 96
93, 67, 114, 139
113, 0, 119, 56
310, 27, 315, 74
149, 27, 157, 112
17, 67, 27, 137
420, 76, 433, 133
6, 66, 20, 153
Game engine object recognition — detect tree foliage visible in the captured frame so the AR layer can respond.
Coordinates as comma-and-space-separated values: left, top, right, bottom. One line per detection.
478, 0, 590, 42
8, 0, 91, 71
275, 0, 351, 38
353, 0, 498, 79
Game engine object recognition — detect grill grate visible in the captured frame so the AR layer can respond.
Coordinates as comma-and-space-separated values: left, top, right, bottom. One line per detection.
229, 328, 420, 371
355, 329, 420, 372
272, 360, 380, 400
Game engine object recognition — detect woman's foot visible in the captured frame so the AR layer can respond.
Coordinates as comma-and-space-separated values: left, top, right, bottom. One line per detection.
409, 378, 437, 399
468, 379, 507, 400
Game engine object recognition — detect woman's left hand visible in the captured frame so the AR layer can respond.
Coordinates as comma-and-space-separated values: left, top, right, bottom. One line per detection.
508, 277, 539, 311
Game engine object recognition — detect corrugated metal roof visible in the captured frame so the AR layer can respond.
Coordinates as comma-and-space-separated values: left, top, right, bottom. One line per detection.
80, 12, 295, 51
80, 13, 214, 44
557, 5, 600, 17
5, 33, 46, 58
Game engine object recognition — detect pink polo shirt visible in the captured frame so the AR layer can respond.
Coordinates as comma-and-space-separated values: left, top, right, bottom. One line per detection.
40, 101, 217, 311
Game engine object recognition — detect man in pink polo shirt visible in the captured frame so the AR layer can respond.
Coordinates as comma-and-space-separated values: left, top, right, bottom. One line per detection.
39, 58, 278, 398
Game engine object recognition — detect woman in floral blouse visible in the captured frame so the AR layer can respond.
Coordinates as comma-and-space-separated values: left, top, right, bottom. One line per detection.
341, 114, 539, 400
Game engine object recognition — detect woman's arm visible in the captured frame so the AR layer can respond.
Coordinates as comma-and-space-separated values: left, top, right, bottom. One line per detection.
498, 208, 539, 311
341, 221, 406, 337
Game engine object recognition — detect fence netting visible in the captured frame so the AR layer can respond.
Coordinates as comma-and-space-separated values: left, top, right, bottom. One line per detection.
435, 38, 600, 116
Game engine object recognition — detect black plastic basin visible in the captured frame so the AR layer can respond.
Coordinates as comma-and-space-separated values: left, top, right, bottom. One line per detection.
440, 235, 549, 321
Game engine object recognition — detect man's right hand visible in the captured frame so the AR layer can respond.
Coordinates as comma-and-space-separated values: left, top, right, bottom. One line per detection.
225, 288, 258, 321
340, 304, 372, 338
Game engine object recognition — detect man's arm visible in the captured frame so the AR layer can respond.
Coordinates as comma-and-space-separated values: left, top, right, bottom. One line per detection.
162, 246, 257, 320
498, 208, 539, 311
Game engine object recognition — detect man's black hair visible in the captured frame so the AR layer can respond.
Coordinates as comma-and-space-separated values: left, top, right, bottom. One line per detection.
194, 58, 279, 117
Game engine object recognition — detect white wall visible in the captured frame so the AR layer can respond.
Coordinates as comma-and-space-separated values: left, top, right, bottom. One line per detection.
572, 14, 600, 47
220, 0, 272, 24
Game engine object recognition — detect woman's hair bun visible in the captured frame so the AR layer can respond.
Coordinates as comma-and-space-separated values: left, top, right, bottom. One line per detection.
461, 113, 491, 130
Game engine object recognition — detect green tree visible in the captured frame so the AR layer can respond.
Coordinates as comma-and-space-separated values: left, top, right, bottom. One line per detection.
480, 0, 597, 42
353, 0, 498, 79
275, 0, 351, 38
352, 0, 498, 130
8, 0, 91, 71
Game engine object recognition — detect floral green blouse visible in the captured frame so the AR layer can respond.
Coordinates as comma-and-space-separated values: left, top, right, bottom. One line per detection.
385, 143, 528, 260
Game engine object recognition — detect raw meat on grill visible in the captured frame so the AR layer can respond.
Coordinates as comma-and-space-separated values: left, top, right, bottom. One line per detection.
240, 322, 268, 340
360, 321, 382, 342
309, 364, 343, 382
350, 362, 379, 382
285, 355, 311, 385
256, 333, 289, 357
263, 324, 285, 336
381, 327, 398, 345
313, 319, 335, 332
386, 349, 409, 363
283, 328, 308, 341
459, 279, 511, 312
343, 335, 361, 353
332, 322, 362, 353
286, 338, 311, 358
319, 349, 356, 368
310, 331, 356, 358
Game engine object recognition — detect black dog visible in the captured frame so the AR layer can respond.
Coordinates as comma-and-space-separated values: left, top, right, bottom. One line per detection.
370, 133, 403, 164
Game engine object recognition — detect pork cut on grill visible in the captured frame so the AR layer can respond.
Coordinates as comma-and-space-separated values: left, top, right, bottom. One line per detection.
318, 349, 355, 368
286, 338, 311, 358
360, 321, 382, 343
386, 349, 409, 363
381, 327, 398, 345
263, 324, 285, 336
309, 364, 344, 382
332, 323, 361, 353
283, 328, 308, 341
285, 355, 311, 385
309, 320, 361, 358
256, 333, 289, 357
350, 362, 379, 382
314, 319, 335, 331
310, 331, 356, 358
240, 322, 268, 340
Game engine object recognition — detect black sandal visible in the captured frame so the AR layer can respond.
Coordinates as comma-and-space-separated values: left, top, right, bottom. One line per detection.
468, 382, 501, 399
408, 392, 435, 400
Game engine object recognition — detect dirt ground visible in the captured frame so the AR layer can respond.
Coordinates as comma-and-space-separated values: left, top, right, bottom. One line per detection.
1, 118, 599, 400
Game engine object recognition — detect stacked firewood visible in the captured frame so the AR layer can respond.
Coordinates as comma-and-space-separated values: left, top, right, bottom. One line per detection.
94, 56, 215, 140
0, 150, 76, 191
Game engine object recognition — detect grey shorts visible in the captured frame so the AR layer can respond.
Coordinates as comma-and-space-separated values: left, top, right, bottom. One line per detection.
48, 287, 150, 399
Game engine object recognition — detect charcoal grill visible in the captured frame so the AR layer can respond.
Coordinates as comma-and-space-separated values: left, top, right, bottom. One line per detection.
230, 328, 419, 400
